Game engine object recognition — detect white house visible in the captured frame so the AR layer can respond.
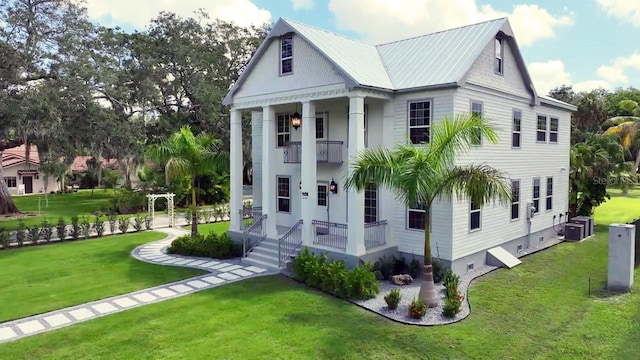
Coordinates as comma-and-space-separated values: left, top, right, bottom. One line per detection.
2, 145, 57, 194
223, 17, 576, 273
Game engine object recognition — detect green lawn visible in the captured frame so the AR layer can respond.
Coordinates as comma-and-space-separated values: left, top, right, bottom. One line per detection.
0, 231, 204, 322
186, 221, 230, 235
0, 190, 116, 231
1, 191, 640, 359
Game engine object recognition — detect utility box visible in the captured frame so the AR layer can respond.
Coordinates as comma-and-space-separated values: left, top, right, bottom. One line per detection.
564, 223, 584, 241
571, 216, 593, 237
608, 224, 636, 292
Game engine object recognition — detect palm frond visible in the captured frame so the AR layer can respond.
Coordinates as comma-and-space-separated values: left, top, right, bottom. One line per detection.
435, 164, 511, 206
164, 157, 191, 183
345, 147, 399, 191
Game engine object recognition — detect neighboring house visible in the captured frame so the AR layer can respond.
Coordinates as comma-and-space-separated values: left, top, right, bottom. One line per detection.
1, 145, 57, 194
223, 17, 576, 273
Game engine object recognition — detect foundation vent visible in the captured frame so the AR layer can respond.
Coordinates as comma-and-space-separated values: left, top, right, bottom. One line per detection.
516, 244, 523, 252
467, 262, 474, 272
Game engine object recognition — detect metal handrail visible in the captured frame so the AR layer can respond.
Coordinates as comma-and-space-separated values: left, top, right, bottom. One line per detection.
278, 219, 303, 268
364, 220, 388, 249
312, 220, 348, 250
243, 214, 267, 257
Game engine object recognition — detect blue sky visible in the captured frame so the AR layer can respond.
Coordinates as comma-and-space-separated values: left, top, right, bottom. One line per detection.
85, 0, 640, 95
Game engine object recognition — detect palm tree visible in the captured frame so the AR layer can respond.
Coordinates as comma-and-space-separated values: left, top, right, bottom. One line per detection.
147, 126, 228, 237
346, 114, 510, 307
603, 116, 640, 173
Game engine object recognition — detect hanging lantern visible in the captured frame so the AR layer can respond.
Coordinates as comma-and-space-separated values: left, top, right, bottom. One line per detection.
291, 103, 302, 130
329, 179, 338, 194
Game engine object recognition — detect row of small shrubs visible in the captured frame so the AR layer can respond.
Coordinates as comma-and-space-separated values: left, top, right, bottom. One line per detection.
0, 215, 152, 249
183, 205, 230, 225
442, 270, 463, 318
167, 232, 241, 259
291, 248, 380, 300
373, 255, 446, 282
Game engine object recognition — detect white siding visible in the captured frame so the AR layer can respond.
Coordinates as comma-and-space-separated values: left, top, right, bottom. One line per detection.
451, 87, 571, 260
464, 38, 530, 98
234, 35, 346, 100
2, 163, 56, 194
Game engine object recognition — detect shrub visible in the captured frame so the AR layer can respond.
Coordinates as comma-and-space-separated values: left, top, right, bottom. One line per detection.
408, 297, 427, 319
184, 209, 192, 225
393, 256, 408, 275
432, 258, 446, 283
108, 215, 117, 234
16, 220, 26, 247
320, 261, 348, 297
373, 255, 395, 280
70, 216, 81, 241
345, 261, 379, 300
443, 269, 460, 297
133, 215, 144, 232
0, 229, 9, 248
408, 257, 422, 279
291, 247, 314, 282
384, 289, 402, 310
118, 218, 130, 234
93, 216, 106, 237
167, 232, 238, 259
443, 292, 464, 318
196, 209, 205, 224
110, 189, 146, 214
213, 205, 225, 222
305, 253, 329, 289
40, 218, 54, 243
80, 217, 92, 238
56, 218, 67, 241
144, 216, 153, 230
200, 208, 212, 224
27, 226, 40, 244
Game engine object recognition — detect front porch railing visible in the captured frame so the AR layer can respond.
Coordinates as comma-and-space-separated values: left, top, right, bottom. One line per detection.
239, 206, 262, 231
243, 214, 267, 257
312, 220, 347, 250
364, 220, 387, 249
278, 220, 303, 268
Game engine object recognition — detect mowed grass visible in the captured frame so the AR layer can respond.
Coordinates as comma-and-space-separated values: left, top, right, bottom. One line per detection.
0, 190, 116, 231
0, 231, 204, 322
186, 221, 230, 235
1, 190, 639, 359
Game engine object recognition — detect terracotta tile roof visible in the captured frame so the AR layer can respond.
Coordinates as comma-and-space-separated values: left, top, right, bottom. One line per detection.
71, 156, 119, 172
1, 144, 40, 168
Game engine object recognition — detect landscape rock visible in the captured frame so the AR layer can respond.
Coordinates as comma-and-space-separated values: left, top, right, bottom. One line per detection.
391, 274, 413, 285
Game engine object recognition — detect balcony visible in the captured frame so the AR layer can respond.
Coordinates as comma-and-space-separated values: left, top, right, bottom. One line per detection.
311, 220, 388, 251
283, 141, 343, 164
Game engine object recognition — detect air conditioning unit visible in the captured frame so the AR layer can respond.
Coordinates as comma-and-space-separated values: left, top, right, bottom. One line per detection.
570, 216, 593, 237
564, 223, 584, 241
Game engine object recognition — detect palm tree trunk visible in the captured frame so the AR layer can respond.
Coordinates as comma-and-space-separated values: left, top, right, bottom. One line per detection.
191, 178, 198, 237
635, 148, 640, 173
418, 206, 439, 307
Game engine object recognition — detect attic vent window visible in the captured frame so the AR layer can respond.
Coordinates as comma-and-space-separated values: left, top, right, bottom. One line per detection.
280, 36, 293, 75
494, 37, 503, 75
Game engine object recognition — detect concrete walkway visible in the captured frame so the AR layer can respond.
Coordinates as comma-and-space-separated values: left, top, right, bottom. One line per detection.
0, 226, 272, 344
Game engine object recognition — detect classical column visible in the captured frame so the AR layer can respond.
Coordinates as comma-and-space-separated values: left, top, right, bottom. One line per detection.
229, 108, 243, 232
347, 94, 366, 255
251, 111, 263, 207
262, 105, 278, 239
300, 101, 317, 246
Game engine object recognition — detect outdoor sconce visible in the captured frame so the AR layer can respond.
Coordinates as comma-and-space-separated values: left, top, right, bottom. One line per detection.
329, 179, 338, 194
291, 104, 302, 130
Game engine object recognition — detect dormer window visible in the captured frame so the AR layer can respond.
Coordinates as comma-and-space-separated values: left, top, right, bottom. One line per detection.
280, 36, 293, 75
494, 37, 503, 75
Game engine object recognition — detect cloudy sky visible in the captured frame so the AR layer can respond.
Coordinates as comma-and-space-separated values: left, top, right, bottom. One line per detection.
84, 0, 640, 95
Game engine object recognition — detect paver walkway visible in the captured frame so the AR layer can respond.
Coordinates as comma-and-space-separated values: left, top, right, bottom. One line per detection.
0, 226, 272, 344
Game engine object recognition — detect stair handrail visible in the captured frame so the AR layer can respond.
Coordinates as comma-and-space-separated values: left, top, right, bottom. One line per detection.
243, 214, 267, 257
278, 219, 303, 268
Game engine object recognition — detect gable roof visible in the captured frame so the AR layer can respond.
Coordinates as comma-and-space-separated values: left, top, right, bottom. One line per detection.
1, 144, 40, 168
224, 17, 541, 105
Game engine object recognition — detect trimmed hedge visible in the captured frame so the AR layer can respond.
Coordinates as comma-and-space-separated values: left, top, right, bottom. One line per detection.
167, 232, 241, 259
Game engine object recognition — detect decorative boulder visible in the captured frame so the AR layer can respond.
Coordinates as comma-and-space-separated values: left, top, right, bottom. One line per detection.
391, 274, 413, 285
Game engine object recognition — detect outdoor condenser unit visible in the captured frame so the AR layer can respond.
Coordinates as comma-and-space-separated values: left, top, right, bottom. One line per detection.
564, 223, 585, 241
570, 216, 593, 237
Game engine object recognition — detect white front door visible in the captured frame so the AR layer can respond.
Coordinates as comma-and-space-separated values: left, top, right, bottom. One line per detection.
316, 182, 329, 223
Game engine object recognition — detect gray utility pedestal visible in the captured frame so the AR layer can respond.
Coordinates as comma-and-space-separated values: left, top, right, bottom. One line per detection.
607, 223, 636, 292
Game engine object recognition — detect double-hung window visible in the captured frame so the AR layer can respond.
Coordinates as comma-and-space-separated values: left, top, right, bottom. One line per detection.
470, 200, 481, 230
408, 101, 431, 144
4, 177, 17, 188
470, 101, 483, 145
546, 177, 553, 211
511, 180, 520, 220
549, 118, 559, 143
277, 114, 291, 147
280, 36, 293, 75
532, 178, 540, 214
317, 184, 327, 206
537, 115, 547, 142
364, 183, 378, 223
408, 203, 426, 230
277, 176, 290, 213
495, 38, 503, 74
512, 110, 521, 148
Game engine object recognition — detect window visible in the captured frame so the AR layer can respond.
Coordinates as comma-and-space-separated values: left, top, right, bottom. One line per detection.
470, 101, 483, 145
532, 178, 540, 214
408, 101, 431, 144
4, 177, 17, 188
494, 38, 503, 74
511, 180, 520, 220
470, 200, 481, 230
277, 114, 290, 147
317, 184, 327, 206
408, 203, 426, 230
364, 183, 377, 223
537, 115, 547, 142
512, 110, 521, 148
549, 118, 558, 143
280, 36, 293, 75
546, 177, 553, 211
277, 176, 290, 213
315, 115, 324, 139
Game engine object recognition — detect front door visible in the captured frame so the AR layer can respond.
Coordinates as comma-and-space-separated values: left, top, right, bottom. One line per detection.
23, 176, 33, 194
316, 183, 329, 222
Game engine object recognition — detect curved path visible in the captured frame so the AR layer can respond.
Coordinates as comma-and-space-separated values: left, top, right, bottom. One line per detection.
0, 227, 273, 344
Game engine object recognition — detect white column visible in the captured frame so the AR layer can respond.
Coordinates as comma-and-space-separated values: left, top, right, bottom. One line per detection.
229, 108, 243, 232
347, 94, 366, 255
262, 105, 278, 238
300, 101, 317, 246
251, 111, 263, 207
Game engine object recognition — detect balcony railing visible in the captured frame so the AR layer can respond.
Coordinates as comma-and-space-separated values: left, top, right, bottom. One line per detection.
364, 220, 387, 249
312, 220, 347, 250
283, 141, 343, 164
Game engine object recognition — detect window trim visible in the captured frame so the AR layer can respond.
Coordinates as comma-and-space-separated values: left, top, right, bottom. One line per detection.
469, 199, 481, 232
276, 113, 291, 148
494, 37, 504, 75
545, 177, 553, 211
315, 112, 327, 140
407, 99, 432, 145
276, 175, 291, 213
511, 179, 520, 221
536, 114, 547, 143
406, 203, 430, 232
317, 182, 328, 207
549, 117, 559, 144
364, 183, 378, 223
512, 109, 522, 149
279, 35, 293, 76
4, 176, 17, 188
532, 177, 540, 214
470, 100, 484, 146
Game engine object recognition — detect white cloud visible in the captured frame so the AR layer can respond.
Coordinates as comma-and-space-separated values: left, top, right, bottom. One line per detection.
572, 80, 611, 92
292, 0, 314, 11
528, 60, 572, 95
327, 0, 574, 46
596, 53, 640, 83
596, 0, 640, 27
84, 0, 271, 30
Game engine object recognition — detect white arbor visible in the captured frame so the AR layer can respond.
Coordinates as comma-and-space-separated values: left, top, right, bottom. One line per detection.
147, 193, 176, 229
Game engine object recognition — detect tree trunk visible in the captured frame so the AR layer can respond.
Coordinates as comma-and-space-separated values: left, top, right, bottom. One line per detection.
0, 151, 19, 214
418, 206, 439, 307
191, 178, 198, 237
635, 148, 640, 173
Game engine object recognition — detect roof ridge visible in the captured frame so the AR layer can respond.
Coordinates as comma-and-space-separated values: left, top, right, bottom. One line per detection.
281, 17, 374, 46
375, 17, 506, 47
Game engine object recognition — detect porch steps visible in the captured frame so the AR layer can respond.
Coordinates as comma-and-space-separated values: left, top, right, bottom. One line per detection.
242, 238, 285, 271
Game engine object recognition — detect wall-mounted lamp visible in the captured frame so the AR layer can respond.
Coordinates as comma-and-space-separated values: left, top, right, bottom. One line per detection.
329, 179, 338, 194
291, 103, 302, 130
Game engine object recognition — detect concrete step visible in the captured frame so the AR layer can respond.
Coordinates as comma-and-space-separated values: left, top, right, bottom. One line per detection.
251, 246, 279, 257
242, 255, 281, 271
246, 251, 279, 264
